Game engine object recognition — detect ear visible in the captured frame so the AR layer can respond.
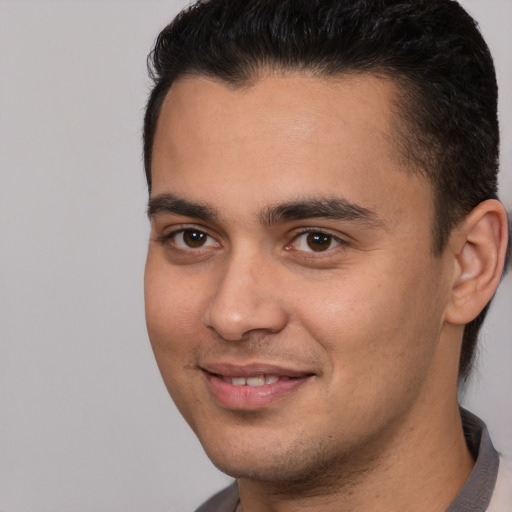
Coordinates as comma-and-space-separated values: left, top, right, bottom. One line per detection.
445, 199, 509, 326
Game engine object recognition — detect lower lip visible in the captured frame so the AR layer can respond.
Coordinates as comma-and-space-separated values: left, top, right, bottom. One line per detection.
204, 373, 311, 410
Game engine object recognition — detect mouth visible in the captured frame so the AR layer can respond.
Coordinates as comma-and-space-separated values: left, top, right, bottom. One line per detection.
201, 363, 315, 410
218, 374, 291, 386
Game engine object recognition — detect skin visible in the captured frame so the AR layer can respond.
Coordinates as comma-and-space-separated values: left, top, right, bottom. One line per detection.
144, 73, 505, 511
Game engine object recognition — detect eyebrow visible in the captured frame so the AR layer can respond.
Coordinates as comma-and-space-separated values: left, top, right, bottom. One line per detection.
147, 193, 217, 221
260, 197, 383, 227
148, 193, 383, 228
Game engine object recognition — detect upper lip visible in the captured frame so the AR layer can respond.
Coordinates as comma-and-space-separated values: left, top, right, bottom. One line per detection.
201, 362, 315, 378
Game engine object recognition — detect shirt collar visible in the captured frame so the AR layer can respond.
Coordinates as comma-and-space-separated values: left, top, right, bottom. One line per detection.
446, 408, 499, 512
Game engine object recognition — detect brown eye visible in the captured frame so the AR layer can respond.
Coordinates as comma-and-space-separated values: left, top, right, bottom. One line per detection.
306, 233, 332, 251
292, 231, 341, 253
173, 229, 217, 249
182, 230, 207, 248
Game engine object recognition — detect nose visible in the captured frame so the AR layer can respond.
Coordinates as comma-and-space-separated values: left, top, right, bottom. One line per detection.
203, 252, 289, 341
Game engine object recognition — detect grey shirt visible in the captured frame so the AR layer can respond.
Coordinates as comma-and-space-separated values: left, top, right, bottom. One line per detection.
195, 409, 500, 512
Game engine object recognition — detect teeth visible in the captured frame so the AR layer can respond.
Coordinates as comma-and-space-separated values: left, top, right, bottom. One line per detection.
246, 376, 265, 386
222, 375, 281, 386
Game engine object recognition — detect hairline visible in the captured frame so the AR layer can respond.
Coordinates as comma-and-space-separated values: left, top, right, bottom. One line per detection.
148, 66, 445, 254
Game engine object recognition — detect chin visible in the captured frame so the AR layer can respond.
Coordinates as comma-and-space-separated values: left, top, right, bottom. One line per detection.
206, 445, 367, 497
198, 428, 351, 485
199, 432, 295, 479
208, 453, 310, 482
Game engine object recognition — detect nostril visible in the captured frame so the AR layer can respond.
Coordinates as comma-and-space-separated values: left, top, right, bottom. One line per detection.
203, 291, 289, 341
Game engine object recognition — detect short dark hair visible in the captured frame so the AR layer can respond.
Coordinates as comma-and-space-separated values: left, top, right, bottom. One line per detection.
143, 0, 502, 381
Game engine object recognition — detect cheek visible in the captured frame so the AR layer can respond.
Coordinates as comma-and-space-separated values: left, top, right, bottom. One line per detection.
290, 270, 444, 434
292, 261, 443, 377
144, 259, 207, 420
144, 256, 206, 357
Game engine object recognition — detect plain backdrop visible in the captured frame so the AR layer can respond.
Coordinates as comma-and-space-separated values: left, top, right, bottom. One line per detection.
0, 1, 510, 511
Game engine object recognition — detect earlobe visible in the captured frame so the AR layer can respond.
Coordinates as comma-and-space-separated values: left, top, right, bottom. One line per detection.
445, 199, 509, 326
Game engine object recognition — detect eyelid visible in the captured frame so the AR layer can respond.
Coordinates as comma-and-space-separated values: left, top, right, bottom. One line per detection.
286, 228, 347, 253
157, 225, 221, 250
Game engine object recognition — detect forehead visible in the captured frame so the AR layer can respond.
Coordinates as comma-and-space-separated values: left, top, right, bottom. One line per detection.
151, 73, 433, 226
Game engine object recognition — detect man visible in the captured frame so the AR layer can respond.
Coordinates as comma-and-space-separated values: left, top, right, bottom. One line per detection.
142, 0, 511, 510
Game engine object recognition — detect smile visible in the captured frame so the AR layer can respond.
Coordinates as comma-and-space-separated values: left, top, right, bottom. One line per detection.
202, 364, 314, 410
221, 375, 288, 386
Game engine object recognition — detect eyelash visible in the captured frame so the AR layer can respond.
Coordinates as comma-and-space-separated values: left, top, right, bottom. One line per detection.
157, 227, 347, 256
287, 229, 345, 254
158, 227, 219, 251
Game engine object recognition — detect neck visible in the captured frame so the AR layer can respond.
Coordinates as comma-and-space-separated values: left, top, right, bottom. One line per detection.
237, 401, 474, 512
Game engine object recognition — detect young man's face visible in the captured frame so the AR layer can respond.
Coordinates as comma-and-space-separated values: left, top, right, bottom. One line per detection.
145, 74, 458, 482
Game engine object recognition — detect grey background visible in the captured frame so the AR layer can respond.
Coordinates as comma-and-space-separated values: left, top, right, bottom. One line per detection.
0, 1, 510, 511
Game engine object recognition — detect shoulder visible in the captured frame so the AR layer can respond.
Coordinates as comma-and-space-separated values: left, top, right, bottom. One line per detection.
487, 455, 512, 512
194, 482, 239, 512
